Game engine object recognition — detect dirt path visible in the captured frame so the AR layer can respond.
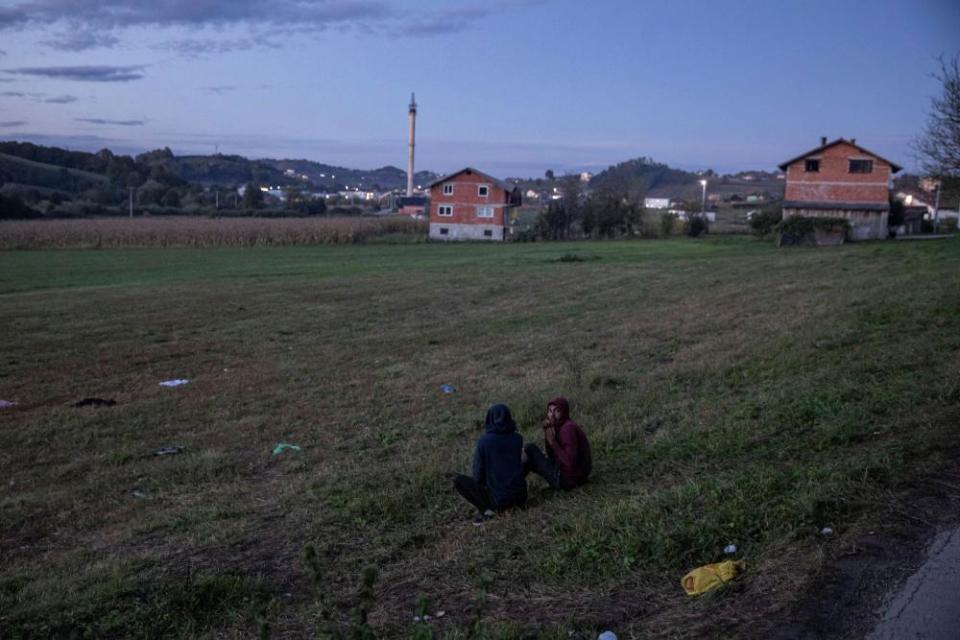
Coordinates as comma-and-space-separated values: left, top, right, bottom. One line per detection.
867, 524, 960, 640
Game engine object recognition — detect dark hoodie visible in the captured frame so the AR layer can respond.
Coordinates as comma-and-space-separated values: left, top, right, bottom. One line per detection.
472, 404, 527, 509
545, 397, 592, 489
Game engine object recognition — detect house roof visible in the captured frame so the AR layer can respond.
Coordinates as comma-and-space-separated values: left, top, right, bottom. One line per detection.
428, 167, 518, 192
396, 196, 427, 206
777, 138, 902, 173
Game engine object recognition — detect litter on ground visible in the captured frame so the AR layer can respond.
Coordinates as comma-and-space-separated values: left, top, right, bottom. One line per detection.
153, 446, 184, 456
681, 559, 746, 596
0, 400, 16, 409
131, 490, 151, 499
440, 384, 456, 393
598, 632, 618, 640
821, 526, 834, 536
273, 443, 302, 455
159, 379, 190, 387
73, 398, 116, 408
724, 544, 738, 554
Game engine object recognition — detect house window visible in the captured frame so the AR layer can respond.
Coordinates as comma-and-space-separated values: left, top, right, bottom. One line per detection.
478, 185, 489, 197
439, 227, 448, 235
437, 205, 453, 216
849, 159, 873, 174
483, 230, 493, 237
805, 159, 820, 172
442, 184, 454, 195
476, 206, 494, 218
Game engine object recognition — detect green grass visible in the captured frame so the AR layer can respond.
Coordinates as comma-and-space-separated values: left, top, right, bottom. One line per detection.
1, 236, 959, 638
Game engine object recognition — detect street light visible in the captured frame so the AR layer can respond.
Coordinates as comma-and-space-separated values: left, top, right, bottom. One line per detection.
699, 179, 707, 218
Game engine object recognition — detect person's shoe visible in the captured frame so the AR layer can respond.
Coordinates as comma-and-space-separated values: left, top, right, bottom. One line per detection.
472, 510, 495, 526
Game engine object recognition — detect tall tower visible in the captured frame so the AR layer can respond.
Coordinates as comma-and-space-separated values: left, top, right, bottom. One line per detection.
407, 92, 417, 196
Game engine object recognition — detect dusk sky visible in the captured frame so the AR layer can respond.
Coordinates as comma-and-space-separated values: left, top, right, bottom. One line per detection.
0, 0, 957, 178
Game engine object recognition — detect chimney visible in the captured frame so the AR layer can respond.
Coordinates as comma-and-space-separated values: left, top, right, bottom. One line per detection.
407, 92, 417, 197
820, 136, 827, 146
850, 138, 856, 145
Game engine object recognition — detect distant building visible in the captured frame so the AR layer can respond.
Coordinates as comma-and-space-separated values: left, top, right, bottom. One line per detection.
396, 195, 427, 217
778, 137, 901, 241
644, 197, 670, 209
428, 167, 521, 241
579, 172, 593, 183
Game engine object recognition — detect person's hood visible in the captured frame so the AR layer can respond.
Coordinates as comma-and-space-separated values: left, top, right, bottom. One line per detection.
548, 396, 570, 423
484, 404, 517, 434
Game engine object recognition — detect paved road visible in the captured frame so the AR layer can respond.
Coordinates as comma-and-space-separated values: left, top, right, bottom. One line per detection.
867, 525, 960, 639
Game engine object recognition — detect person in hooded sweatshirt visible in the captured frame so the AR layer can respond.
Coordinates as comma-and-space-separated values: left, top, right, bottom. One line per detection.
523, 396, 592, 491
453, 404, 527, 524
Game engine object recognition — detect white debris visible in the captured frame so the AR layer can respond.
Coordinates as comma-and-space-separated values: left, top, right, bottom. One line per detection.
159, 379, 190, 387
598, 632, 618, 640
821, 527, 834, 536
724, 544, 738, 554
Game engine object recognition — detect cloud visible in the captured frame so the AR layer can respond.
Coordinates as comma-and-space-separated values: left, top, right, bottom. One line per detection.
41, 30, 120, 51
203, 85, 238, 95
76, 117, 146, 126
0, 1, 393, 31
394, 5, 493, 37
0, 49, 7, 56
152, 37, 265, 57
45, 94, 78, 104
5, 65, 146, 82
0, 1, 535, 52
1, 90, 25, 97
0, 120, 27, 127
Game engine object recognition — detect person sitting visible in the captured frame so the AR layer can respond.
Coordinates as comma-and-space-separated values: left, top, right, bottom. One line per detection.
523, 396, 592, 491
453, 403, 528, 524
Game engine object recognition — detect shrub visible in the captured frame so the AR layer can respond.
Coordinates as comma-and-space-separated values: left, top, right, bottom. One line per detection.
776, 216, 849, 236
687, 215, 708, 238
0, 193, 40, 219
749, 206, 783, 237
659, 213, 675, 237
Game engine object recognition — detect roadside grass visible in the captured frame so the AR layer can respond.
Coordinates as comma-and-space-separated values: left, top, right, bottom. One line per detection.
0, 236, 958, 638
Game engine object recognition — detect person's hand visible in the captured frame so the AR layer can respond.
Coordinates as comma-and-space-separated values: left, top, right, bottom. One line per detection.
544, 425, 557, 447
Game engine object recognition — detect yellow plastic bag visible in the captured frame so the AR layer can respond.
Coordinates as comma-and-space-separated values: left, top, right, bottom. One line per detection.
681, 560, 745, 596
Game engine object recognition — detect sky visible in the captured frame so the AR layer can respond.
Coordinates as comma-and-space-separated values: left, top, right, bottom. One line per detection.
0, 0, 957, 178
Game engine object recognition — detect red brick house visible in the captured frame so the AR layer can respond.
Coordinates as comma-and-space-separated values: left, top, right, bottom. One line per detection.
778, 138, 902, 240
428, 168, 521, 241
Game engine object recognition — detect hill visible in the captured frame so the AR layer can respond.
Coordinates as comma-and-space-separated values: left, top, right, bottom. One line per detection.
0, 140, 440, 195
589, 157, 785, 202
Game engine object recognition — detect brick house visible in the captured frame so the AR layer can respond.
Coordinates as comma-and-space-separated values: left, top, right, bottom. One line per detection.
428, 168, 521, 241
778, 137, 902, 240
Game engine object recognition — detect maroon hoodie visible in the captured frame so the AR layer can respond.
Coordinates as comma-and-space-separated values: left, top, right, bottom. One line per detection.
545, 396, 592, 488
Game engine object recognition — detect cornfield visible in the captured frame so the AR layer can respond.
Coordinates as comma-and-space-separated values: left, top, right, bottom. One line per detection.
0, 216, 427, 249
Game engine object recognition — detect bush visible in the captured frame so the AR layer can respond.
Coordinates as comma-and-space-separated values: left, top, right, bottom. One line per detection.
0, 192, 40, 219
659, 213, 675, 237
749, 206, 783, 237
943, 218, 958, 233
687, 215, 708, 238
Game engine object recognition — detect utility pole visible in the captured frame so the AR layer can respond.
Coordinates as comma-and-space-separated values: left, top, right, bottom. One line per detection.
215, 190, 219, 210
128, 187, 134, 218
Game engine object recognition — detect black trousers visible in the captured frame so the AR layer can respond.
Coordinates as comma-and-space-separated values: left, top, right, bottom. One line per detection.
453, 474, 496, 513
523, 443, 564, 490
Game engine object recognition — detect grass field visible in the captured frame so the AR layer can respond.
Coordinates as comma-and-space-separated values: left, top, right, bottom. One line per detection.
1, 237, 959, 639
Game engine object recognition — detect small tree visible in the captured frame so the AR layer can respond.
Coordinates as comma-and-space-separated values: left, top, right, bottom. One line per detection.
915, 55, 960, 177
162, 189, 181, 208
243, 183, 264, 209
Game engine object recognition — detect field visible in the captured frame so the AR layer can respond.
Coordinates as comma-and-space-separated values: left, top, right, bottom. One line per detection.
0, 217, 427, 250
1, 237, 959, 639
